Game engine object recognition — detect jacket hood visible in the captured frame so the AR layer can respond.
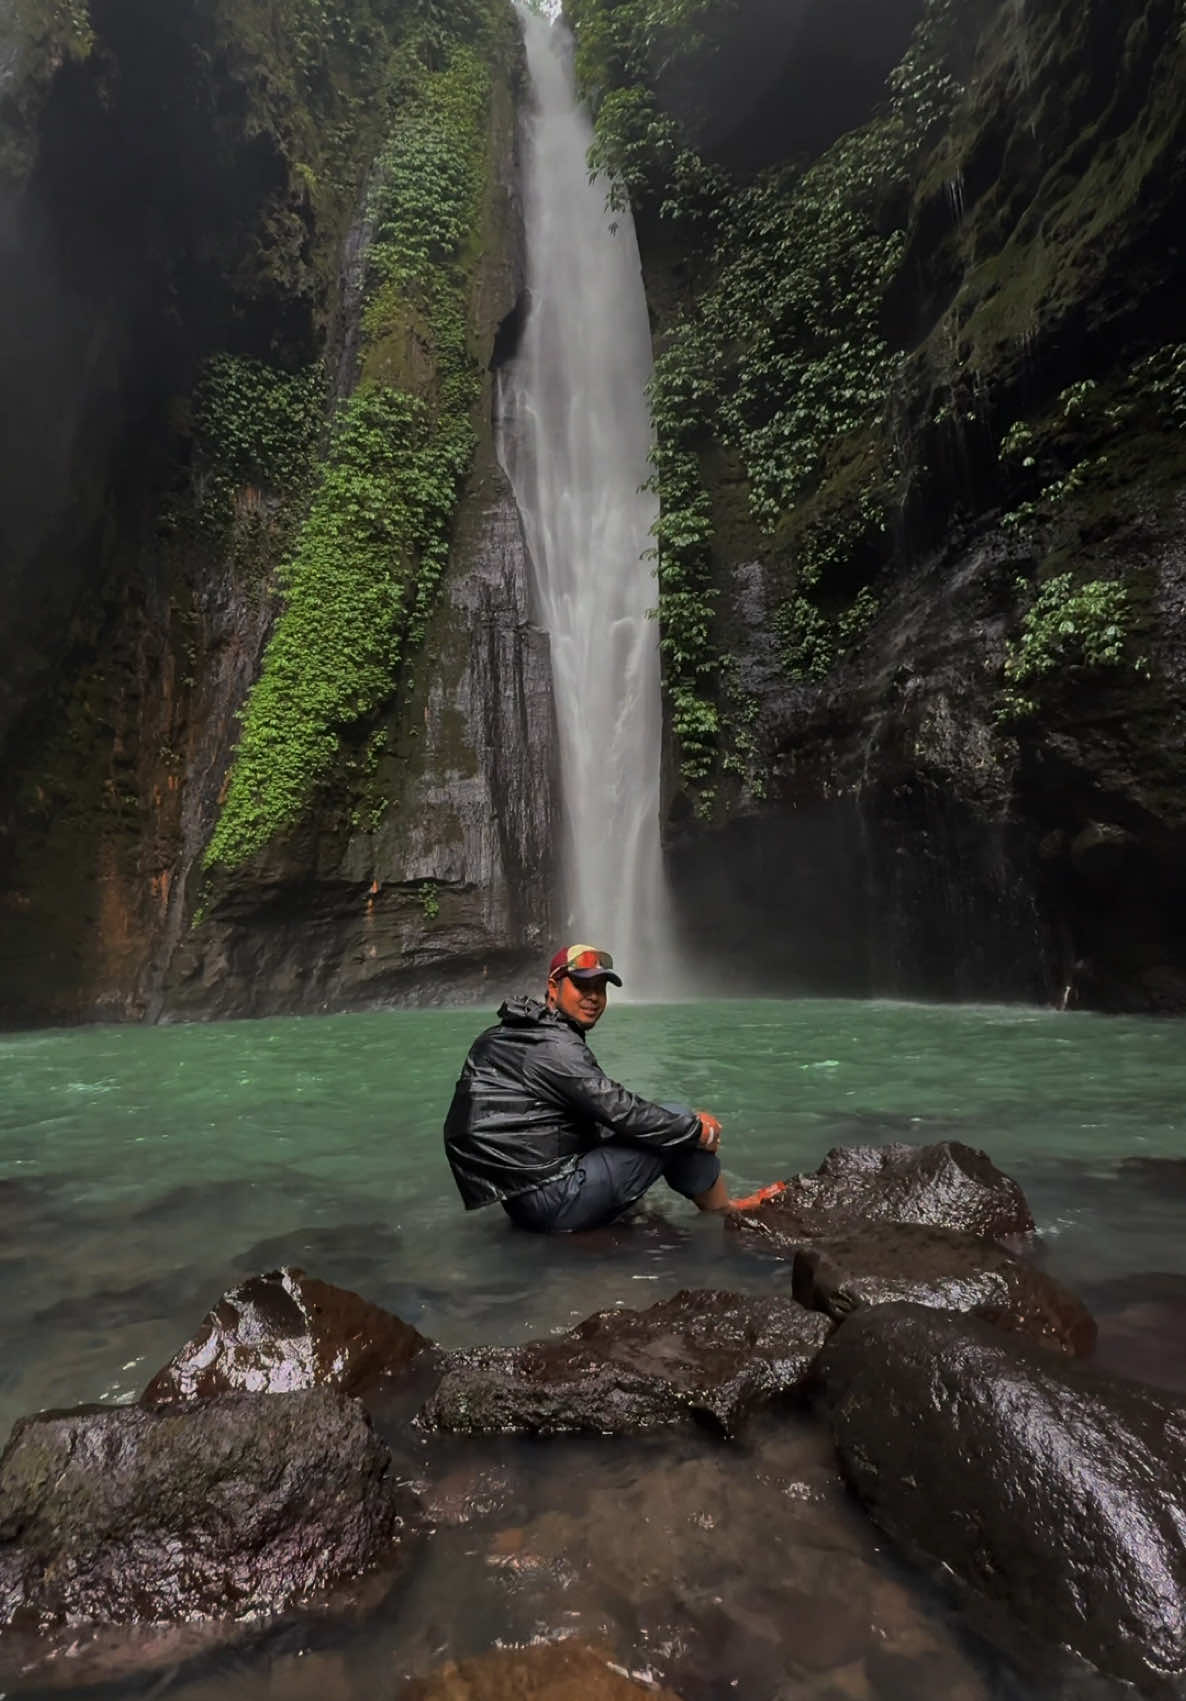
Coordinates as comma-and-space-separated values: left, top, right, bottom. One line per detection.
497, 995, 553, 1026
497, 996, 586, 1037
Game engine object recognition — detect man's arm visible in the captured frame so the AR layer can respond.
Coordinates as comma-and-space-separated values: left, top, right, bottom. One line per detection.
525, 1041, 703, 1152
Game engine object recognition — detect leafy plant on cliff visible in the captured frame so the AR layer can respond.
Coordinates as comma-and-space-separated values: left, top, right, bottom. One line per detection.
204, 30, 492, 871
566, 0, 963, 794
997, 574, 1144, 723
190, 355, 324, 533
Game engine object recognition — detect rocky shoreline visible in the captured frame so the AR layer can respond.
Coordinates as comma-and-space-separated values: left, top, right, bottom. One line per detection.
1, 1141, 1183, 1698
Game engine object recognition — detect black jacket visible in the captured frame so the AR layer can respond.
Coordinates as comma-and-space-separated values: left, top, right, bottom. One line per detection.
443, 996, 702, 1209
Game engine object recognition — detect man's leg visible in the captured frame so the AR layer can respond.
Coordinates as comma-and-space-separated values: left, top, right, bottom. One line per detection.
660, 1144, 729, 1211
503, 1146, 665, 1233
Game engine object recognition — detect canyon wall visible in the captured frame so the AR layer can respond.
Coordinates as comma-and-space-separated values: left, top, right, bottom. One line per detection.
571, 0, 1186, 1010
0, 0, 558, 1025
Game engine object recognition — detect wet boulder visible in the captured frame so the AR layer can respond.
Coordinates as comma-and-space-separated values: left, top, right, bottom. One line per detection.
730, 1140, 1034, 1251
791, 1222, 1096, 1356
420, 1289, 831, 1437
143, 1266, 433, 1406
816, 1303, 1186, 1693
397, 1640, 685, 1699
0, 1387, 413, 1628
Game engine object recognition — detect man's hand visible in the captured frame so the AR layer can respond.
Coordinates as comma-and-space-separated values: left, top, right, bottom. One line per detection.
695, 1110, 722, 1153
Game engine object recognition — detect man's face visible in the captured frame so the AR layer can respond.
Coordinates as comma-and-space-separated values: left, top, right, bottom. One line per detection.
548, 971, 609, 1030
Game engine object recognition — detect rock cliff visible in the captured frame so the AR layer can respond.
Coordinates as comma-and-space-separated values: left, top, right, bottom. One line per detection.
0, 0, 558, 1024
572, 0, 1186, 1010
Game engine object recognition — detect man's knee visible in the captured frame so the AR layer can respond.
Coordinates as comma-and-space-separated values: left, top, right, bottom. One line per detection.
663, 1147, 721, 1200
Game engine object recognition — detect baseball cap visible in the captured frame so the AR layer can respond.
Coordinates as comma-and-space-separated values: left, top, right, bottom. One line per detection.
548, 943, 623, 986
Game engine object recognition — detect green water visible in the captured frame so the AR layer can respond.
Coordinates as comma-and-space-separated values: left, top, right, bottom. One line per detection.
2, 998, 1185, 1431
2, 998, 1185, 1697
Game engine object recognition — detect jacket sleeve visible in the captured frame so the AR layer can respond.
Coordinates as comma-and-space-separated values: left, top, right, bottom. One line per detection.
523, 1035, 702, 1152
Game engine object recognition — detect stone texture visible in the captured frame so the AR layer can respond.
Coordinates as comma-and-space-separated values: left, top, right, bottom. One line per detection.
790, 1222, 1096, 1356
0, 1387, 411, 1627
729, 1140, 1035, 1248
397, 1641, 684, 1700
142, 1266, 434, 1407
817, 1303, 1186, 1692
420, 1288, 831, 1436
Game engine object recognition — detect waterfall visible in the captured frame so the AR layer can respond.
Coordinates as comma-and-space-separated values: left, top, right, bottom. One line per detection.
497, 8, 678, 996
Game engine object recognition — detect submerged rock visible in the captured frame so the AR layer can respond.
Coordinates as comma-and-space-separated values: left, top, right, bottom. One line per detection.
791, 1222, 1096, 1356
816, 1304, 1186, 1693
420, 1289, 830, 1436
730, 1141, 1035, 1249
142, 1266, 433, 1406
397, 1640, 684, 1699
1087, 1272, 1186, 1395
0, 1387, 412, 1628
474, 1416, 991, 1701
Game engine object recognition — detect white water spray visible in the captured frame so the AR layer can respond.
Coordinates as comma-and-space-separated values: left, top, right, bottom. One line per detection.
498, 9, 678, 994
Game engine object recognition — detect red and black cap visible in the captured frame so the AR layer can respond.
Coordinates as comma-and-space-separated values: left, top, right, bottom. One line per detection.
548, 943, 623, 987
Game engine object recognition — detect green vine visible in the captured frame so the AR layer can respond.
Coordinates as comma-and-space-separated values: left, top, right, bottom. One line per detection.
190, 355, 323, 535
204, 32, 492, 871
569, 0, 960, 794
997, 574, 1145, 723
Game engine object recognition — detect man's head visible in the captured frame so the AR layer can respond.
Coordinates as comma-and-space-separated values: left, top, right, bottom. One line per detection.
545, 943, 621, 1031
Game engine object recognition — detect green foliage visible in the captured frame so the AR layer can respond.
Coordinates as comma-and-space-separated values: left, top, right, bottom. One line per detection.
887, 0, 963, 138
1132, 343, 1186, 429
369, 47, 489, 290
997, 574, 1143, 722
776, 587, 880, 684
705, 133, 907, 529
191, 355, 323, 531
419, 879, 441, 920
566, 0, 961, 793
205, 383, 471, 868
204, 30, 492, 870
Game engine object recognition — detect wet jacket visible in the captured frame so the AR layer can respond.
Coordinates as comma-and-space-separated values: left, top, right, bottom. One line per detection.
444, 996, 702, 1210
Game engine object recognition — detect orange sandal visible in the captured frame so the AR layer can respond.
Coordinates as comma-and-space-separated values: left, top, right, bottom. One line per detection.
731, 1180, 788, 1212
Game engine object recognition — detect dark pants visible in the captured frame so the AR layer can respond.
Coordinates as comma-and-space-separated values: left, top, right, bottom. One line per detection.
502, 1142, 721, 1234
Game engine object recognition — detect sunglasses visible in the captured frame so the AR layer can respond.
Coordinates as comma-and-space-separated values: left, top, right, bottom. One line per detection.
563, 948, 615, 975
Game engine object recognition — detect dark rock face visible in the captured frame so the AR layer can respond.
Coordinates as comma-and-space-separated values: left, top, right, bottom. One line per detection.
420, 1289, 831, 1436
398, 1640, 685, 1699
817, 1304, 1186, 1692
142, 1267, 433, 1406
790, 1222, 1096, 1356
730, 1140, 1035, 1245
0, 1388, 411, 1627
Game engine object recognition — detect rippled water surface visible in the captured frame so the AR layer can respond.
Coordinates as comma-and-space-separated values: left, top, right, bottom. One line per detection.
2, 998, 1185, 1697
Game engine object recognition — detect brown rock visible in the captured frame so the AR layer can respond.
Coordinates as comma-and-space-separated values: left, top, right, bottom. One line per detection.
396, 1641, 683, 1699
419, 1288, 830, 1436
142, 1267, 433, 1406
0, 1388, 411, 1632
729, 1140, 1035, 1250
791, 1222, 1095, 1356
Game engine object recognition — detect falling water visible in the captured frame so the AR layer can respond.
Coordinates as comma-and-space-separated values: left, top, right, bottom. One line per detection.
497, 9, 678, 994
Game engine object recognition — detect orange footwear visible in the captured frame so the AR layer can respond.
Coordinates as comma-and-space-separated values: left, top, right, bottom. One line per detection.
731, 1180, 788, 1212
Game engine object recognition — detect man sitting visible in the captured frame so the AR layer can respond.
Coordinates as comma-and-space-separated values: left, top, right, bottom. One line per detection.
443, 943, 734, 1232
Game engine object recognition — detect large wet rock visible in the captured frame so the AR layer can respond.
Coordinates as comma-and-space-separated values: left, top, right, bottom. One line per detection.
816, 1303, 1186, 1692
791, 1222, 1096, 1356
143, 1267, 433, 1406
730, 1141, 1035, 1250
420, 1289, 831, 1437
397, 1640, 684, 1699
0, 1387, 412, 1628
